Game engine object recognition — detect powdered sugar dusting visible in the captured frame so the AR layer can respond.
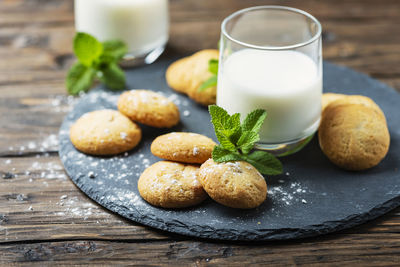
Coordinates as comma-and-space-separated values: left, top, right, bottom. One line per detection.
268, 181, 309, 205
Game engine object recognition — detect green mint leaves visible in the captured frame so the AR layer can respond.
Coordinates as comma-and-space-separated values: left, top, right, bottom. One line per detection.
198, 59, 219, 92
209, 105, 283, 175
66, 32, 128, 95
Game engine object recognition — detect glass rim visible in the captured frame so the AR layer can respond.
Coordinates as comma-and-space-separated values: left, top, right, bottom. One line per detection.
221, 5, 322, 51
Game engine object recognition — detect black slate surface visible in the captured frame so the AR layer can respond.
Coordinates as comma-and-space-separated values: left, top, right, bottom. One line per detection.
59, 58, 400, 241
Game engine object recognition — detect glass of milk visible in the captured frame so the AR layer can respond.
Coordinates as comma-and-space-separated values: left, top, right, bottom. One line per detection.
218, 6, 322, 156
74, 0, 169, 67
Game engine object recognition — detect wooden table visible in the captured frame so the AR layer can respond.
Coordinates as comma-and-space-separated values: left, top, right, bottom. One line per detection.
1, 0, 399, 265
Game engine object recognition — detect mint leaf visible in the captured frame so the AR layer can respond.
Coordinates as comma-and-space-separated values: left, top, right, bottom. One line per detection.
214, 130, 236, 151
209, 105, 241, 130
237, 131, 259, 154
199, 75, 217, 92
209, 105, 231, 130
100, 63, 126, 90
66, 32, 128, 95
73, 32, 103, 67
209, 105, 283, 175
208, 59, 219, 75
242, 109, 267, 133
228, 113, 241, 129
212, 146, 242, 162
66, 63, 96, 95
198, 59, 219, 92
209, 105, 243, 150
245, 151, 283, 175
101, 40, 128, 62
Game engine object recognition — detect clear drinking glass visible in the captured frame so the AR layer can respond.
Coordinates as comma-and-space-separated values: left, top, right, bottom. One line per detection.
74, 0, 169, 67
217, 6, 322, 156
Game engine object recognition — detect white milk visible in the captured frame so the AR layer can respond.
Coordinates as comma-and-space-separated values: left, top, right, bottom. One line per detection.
217, 49, 322, 143
75, 0, 169, 57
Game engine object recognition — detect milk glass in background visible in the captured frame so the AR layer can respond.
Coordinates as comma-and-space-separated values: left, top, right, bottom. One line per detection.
218, 6, 322, 156
74, 0, 169, 66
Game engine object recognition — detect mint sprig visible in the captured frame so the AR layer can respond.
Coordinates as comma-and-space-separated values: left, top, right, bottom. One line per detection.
66, 32, 128, 95
198, 59, 218, 92
209, 105, 283, 175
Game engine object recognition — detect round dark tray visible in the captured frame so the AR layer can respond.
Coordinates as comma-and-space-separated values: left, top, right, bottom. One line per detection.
59, 58, 400, 241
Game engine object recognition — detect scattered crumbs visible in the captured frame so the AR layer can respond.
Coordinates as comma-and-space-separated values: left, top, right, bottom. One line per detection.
120, 132, 127, 139
29, 178, 33, 182
28, 206, 33, 211
40, 134, 59, 151
285, 172, 290, 176
5, 159, 11, 165
257, 222, 261, 225
90, 162, 98, 167
27, 142, 36, 149
321, 192, 327, 196
193, 147, 199, 155
60, 195, 68, 200
124, 152, 129, 157
168, 94, 181, 106
48, 94, 77, 113
139, 154, 144, 159
183, 110, 190, 117
278, 179, 284, 184
268, 181, 308, 206
225, 161, 242, 173
88, 171, 96, 179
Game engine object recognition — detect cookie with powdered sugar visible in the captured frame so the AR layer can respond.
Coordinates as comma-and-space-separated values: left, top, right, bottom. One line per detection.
151, 132, 216, 164
117, 90, 180, 128
138, 161, 207, 208
70, 109, 141, 156
198, 159, 267, 209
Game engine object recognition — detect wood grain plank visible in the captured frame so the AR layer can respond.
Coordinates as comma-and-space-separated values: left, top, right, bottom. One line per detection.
0, 236, 400, 266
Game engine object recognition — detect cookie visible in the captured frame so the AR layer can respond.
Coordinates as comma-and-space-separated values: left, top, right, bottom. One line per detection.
322, 93, 346, 111
138, 161, 207, 208
325, 95, 385, 118
198, 159, 267, 209
318, 104, 390, 170
166, 49, 219, 106
117, 90, 180, 128
151, 132, 216, 164
165, 56, 192, 94
70, 109, 142, 156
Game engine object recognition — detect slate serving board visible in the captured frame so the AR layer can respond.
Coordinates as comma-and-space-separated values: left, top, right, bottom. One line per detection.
59, 58, 400, 241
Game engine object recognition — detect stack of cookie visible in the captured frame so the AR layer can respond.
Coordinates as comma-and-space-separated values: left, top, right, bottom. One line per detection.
138, 132, 216, 208
70, 90, 180, 156
319, 93, 390, 170
138, 132, 268, 209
